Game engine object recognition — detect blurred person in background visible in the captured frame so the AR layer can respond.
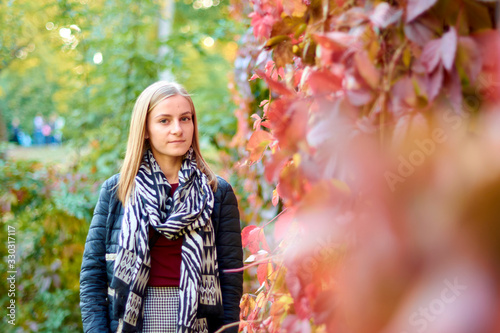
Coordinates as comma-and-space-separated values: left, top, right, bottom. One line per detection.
80, 81, 243, 333
33, 114, 44, 145
9, 118, 21, 145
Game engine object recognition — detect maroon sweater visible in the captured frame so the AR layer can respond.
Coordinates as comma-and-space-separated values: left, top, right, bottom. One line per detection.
147, 183, 183, 287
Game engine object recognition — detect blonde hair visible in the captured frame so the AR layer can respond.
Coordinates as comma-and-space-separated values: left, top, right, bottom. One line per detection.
117, 81, 218, 205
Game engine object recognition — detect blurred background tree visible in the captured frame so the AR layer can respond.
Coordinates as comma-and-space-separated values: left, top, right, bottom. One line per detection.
0, 0, 245, 331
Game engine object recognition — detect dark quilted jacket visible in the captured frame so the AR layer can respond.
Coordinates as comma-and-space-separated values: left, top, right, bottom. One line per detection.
80, 174, 243, 333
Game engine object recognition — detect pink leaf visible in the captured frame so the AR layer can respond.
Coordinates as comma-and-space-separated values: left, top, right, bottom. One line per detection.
404, 21, 434, 46
427, 64, 444, 101
355, 50, 380, 89
370, 2, 403, 28
441, 28, 458, 72
421, 28, 458, 74
249, 73, 260, 81
346, 89, 374, 106
251, 113, 262, 130
421, 39, 441, 73
406, 0, 438, 23
255, 69, 296, 97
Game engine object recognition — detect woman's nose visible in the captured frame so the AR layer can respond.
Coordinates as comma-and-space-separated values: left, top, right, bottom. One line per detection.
171, 120, 182, 134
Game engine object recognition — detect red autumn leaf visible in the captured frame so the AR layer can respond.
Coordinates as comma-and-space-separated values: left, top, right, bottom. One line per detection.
473, 30, 500, 72
241, 225, 257, 247
255, 69, 296, 97
472, 30, 500, 100
257, 263, 269, 285
265, 60, 277, 80
241, 225, 260, 253
406, 0, 438, 23
247, 130, 274, 163
307, 69, 343, 95
249, 11, 276, 40
265, 98, 288, 129
242, 225, 270, 254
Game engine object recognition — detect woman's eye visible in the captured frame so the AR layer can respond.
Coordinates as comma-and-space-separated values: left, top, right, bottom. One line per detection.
159, 119, 168, 124
182, 117, 192, 122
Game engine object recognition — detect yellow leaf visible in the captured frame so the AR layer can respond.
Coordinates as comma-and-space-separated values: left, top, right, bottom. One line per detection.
293, 153, 301, 166
256, 292, 267, 308
403, 47, 412, 68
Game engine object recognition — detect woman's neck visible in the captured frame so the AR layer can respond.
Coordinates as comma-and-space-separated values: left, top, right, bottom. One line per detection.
151, 152, 182, 184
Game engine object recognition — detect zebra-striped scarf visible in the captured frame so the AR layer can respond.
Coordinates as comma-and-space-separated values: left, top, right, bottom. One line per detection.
110, 148, 223, 333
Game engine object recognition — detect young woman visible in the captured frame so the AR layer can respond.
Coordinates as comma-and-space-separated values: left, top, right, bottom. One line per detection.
80, 81, 243, 333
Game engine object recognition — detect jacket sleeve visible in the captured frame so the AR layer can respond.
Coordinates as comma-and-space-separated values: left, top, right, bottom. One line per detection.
216, 181, 244, 332
80, 180, 112, 333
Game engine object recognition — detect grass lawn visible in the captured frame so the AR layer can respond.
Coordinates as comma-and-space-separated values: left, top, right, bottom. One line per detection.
5, 144, 77, 166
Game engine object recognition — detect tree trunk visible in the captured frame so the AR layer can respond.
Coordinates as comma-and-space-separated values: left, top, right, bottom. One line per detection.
158, 0, 175, 81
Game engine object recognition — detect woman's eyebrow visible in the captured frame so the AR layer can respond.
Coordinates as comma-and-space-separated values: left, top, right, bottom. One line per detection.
154, 111, 192, 119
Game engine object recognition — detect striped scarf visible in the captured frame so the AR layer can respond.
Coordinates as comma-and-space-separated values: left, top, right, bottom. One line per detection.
110, 148, 223, 333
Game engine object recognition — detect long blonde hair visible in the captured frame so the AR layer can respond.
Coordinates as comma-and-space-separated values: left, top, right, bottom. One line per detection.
117, 81, 218, 205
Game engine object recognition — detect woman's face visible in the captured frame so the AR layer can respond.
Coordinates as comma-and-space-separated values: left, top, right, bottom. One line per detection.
146, 95, 194, 164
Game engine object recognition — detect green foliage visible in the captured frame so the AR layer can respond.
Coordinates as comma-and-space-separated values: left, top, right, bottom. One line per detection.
0, 159, 96, 331
169, 0, 244, 143
0, 0, 244, 180
0, 0, 246, 330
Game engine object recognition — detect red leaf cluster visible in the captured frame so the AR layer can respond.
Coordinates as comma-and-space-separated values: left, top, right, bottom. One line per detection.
231, 0, 500, 332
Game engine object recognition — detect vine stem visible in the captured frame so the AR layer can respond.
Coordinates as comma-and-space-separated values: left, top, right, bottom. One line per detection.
224, 254, 282, 273
380, 39, 408, 145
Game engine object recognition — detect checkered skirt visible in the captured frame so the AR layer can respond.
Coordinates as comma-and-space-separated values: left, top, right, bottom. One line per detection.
143, 286, 179, 332
142, 286, 209, 333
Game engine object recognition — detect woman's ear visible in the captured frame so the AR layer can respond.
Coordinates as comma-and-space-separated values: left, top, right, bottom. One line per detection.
145, 131, 149, 139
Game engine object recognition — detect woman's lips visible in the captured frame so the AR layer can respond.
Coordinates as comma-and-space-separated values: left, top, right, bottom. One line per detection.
169, 140, 185, 143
